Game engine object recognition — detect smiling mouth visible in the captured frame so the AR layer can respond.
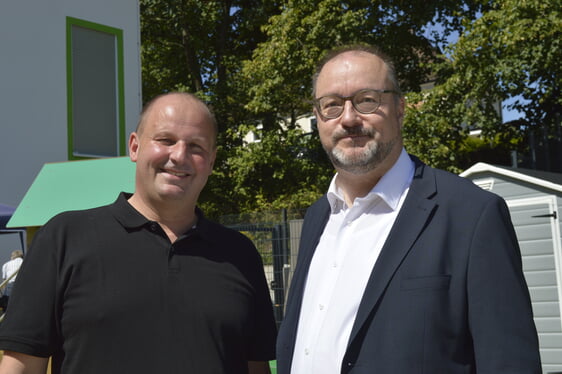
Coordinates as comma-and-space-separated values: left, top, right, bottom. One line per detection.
164, 169, 190, 177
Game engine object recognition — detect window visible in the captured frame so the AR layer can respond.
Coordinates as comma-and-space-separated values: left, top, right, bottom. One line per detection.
66, 17, 125, 159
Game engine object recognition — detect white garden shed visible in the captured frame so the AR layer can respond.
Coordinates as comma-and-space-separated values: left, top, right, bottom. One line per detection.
461, 163, 562, 373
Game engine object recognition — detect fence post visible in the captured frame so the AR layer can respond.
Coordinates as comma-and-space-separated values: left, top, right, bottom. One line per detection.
272, 224, 285, 326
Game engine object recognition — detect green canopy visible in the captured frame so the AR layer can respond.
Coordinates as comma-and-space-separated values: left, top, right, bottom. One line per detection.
7, 157, 135, 228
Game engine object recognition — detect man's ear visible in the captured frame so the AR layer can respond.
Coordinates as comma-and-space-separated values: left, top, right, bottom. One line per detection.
313, 107, 321, 126
397, 96, 405, 129
208, 148, 217, 176
129, 132, 139, 162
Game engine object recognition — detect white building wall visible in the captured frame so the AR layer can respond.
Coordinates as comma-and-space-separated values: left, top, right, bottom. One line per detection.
0, 0, 141, 207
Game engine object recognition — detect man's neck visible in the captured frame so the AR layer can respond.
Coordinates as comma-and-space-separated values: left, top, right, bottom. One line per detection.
127, 194, 197, 242
335, 171, 382, 208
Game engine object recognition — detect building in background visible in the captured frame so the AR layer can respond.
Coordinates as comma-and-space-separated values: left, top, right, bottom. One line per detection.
0, 0, 142, 262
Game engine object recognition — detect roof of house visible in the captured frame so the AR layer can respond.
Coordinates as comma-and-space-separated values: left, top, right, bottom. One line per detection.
7, 157, 135, 228
461, 163, 562, 193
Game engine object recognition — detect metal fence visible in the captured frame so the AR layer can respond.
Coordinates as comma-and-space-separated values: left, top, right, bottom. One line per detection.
221, 209, 305, 327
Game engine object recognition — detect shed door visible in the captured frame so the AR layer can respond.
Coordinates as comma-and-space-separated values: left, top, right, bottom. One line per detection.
507, 195, 562, 372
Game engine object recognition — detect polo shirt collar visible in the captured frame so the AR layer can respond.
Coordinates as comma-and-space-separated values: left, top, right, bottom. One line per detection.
110, 192, 208, 239
111, 192, 150, 229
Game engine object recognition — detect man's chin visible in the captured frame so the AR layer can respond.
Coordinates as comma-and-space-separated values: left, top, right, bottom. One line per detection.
332, 147, 373, 164
156, 185, 188, 201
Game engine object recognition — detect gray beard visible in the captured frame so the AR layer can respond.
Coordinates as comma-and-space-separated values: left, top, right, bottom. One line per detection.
326, 137, 396, 175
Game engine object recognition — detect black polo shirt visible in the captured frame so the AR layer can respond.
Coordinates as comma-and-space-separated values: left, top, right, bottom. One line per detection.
0, 193, 276, 374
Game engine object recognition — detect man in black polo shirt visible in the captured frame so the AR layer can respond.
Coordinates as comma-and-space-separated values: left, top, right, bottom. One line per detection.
0, 93, 277, 374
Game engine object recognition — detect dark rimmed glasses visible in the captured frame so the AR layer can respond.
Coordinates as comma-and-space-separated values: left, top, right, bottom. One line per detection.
314, 89, 399, 119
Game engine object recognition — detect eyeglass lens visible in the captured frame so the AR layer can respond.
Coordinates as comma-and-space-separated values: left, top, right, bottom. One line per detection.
317, 89, 384, 119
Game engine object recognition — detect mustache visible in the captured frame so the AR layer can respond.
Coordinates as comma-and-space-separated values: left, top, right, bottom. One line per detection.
332, 127, 375, 141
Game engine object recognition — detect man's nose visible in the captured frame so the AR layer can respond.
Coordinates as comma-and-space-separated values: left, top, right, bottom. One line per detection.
170, 142, 188, 162
340, 100, 361, 126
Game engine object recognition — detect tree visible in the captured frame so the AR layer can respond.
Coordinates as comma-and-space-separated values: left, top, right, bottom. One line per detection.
407, 0, 562, 171
241, 0, 484, 119
224, 124, 333, 212
140, 0, 560, 215
140, 0, 287, 216
140, 0, 284, 134
239, 0, 485, 180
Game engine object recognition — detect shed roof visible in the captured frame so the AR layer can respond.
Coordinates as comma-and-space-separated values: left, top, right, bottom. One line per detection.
461, 163, 562, 193
7, 157, 135, 228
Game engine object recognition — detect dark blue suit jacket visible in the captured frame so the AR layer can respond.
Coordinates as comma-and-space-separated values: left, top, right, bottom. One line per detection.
277, 156, 541, 374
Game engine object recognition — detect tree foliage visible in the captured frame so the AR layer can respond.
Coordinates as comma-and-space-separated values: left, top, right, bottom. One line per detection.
405, 0, 561, 170
241, 0, 484, 118
140, 0, 562, 216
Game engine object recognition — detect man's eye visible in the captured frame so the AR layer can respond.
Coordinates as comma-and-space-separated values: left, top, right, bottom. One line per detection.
357, 96, 377, 104
189, 144, 204, 153
157, 138, 174, 145
322, 99, 342, 108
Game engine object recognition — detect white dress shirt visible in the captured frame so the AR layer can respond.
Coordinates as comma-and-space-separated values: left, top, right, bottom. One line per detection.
290, 149, 414, 374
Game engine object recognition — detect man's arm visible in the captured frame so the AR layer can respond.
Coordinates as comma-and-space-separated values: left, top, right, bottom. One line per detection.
248, 361, 271, 374
0, 351, 49, 374
468, 197, 541, 371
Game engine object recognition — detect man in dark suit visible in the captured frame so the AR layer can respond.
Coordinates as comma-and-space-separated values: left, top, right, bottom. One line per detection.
276, 44, 541, 374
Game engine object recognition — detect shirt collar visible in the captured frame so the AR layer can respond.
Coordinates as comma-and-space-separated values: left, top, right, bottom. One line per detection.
111, 192, 207, 239
111, 192, 150, 229
326, 148, 414, 212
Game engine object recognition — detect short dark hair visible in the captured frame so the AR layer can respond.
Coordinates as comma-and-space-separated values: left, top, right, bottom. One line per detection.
312, 44, 402, 98
135, 92, 218, 146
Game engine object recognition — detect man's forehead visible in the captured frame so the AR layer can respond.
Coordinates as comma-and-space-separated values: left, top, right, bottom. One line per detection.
322, 51, 386, 74
316, 53, 389, 94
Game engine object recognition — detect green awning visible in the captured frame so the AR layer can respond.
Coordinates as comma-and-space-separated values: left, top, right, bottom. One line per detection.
7, 157, 135, 228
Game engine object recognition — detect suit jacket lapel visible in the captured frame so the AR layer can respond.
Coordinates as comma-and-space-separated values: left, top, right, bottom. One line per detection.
296, 197, 330, 275
282, 197, 330, 346
347, 158, 438, 346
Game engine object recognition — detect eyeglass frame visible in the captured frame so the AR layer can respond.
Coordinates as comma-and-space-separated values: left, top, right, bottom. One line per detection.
313, 88, 400, 119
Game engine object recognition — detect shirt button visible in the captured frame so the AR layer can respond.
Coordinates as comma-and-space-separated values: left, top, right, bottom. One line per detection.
304, 348, 310, 355
319, 304, 324, 310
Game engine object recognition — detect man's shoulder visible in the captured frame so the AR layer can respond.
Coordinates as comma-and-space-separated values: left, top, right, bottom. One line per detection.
198, 216, 256, 247
416, 160, 503, 204
40, 203, 114, 232
306, 195, 330, 215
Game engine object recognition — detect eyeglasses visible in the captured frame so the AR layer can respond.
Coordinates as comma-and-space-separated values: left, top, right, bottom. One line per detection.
314, 89, 399, 119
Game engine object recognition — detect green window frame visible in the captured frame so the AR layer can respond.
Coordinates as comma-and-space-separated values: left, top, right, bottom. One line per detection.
66, 17, 126, 159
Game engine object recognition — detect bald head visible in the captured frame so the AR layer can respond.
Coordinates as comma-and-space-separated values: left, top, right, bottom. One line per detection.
136, 92, 218, 148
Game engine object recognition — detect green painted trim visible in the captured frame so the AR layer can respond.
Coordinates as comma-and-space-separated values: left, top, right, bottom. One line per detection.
66, 18, 74, 160
116, 27, 126, 156
65, 17, 126, 160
